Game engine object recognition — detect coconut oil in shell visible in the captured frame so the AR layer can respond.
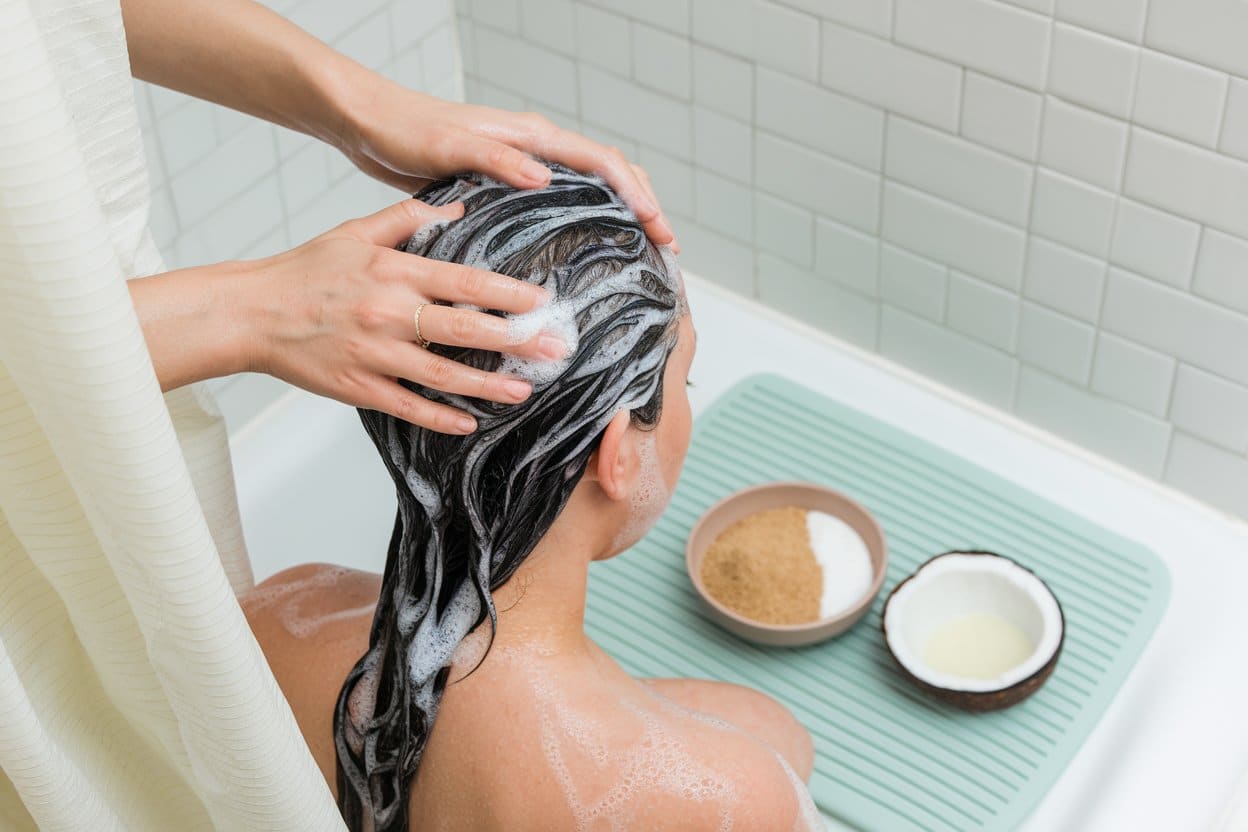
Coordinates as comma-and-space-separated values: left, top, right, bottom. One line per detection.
921, 612, 1035, 680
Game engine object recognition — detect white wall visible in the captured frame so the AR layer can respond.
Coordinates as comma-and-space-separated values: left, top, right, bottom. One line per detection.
133, 0, 461, 430
458, 0, 1248, 522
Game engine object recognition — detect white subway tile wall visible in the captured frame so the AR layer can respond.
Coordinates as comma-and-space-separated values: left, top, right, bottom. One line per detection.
758, 255, 880, 349
960, 72, 1044, 160
815, 219, 879, 297
1023, 236, 1106, 321
1055, 0, 1147, 43
1090, 332, 1176, 418
1047, 22, 1138, 119
946, 270, 1020, 351
136, 0, 461, 428
1017, 301, 1097, 384
1132, 50, 1228, 148
879, 243, 947, 322
1039, 96, 1130, 191
460, 0, 1248, 520
1221, 79, 1248, 162
136, 0, 1248, 523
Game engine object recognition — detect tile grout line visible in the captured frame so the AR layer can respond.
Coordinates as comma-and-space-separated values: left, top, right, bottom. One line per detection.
1092, 122, 1165, 460
1010, 4, 1058, 414
873, 107, 892, 353
269, 126, 294, 253
1162, 359, 1186, 434
140, 83, 184, 250
1081, 12, 1146, 399
1009, 3, 1061, 409
749, 11, 761, 301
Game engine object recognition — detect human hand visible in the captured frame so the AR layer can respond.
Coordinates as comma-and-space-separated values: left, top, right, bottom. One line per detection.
335, 81, 677, 251
239, 199, 562, 433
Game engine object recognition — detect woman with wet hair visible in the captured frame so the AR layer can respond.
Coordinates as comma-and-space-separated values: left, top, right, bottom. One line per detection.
242, 166, 819, 832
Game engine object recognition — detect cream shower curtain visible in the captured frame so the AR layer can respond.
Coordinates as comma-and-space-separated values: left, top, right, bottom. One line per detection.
0, 1, 343, 828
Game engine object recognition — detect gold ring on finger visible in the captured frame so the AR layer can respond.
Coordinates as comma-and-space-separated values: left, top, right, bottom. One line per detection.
414, 302, 432, 350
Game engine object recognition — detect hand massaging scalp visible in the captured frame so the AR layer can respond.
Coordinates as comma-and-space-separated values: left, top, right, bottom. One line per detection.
333, 165, 684, 832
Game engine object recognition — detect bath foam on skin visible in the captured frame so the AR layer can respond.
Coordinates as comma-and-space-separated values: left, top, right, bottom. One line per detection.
610, 430, 670, 553
511, 651, 737, 832
244, 565, 375, 639
648, 687, 823, 832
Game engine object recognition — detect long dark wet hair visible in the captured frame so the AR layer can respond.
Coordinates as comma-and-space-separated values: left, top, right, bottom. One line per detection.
333, 164, 684, 832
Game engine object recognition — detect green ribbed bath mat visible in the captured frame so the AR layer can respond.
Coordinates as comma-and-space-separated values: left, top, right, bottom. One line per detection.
585, 373, 1170, 831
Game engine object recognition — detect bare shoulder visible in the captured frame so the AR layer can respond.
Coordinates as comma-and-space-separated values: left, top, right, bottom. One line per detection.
240, 563, 380, 642
642, 677, 814, 780
238, 563, 382, 790
632, 706, 820, 832
241, 563, 380, 611
422, 652, 823, 831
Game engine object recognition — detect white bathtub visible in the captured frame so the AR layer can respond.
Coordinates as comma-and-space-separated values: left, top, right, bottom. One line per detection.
228, 273, 1248, 831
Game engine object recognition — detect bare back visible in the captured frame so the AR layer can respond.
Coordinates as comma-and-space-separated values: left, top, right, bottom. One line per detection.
242, 564, 820, 832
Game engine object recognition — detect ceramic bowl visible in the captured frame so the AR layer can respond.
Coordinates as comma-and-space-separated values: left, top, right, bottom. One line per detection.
685, 481, 888, 647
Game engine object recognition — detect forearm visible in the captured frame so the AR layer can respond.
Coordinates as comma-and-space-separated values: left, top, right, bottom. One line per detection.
129, 262, 258, 391
120, 0, 371, 147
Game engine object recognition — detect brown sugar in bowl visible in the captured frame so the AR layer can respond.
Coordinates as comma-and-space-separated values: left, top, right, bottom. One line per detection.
686, 481, 888, 647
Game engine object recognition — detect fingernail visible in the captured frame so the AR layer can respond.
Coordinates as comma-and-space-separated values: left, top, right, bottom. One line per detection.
522, 160, 551, 185
503, 378, 533, 401
538, 334, 568, 360
456, 416, 477, 434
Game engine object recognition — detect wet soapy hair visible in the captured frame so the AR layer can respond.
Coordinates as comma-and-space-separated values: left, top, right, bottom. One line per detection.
333, 164, 684, 832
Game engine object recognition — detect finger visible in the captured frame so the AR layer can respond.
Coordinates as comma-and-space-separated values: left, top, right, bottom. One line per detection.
631, 163, 660, 213
378, 249, 549, 314
630, 163, 679, 253
345, 199, 465, 247
380, 342, 535, 405
359, 377, 479, 434
531, 128, 675, 245
416, 303, 568, 360
441, 131, 552, 190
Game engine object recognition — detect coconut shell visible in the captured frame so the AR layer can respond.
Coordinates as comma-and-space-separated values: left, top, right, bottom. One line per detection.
880, 550, 1066, 712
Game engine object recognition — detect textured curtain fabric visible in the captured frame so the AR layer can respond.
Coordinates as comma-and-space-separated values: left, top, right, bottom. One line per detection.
0, 0, 342, 828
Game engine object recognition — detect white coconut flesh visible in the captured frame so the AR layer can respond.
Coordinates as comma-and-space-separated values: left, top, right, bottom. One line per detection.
883, 552, 1063, 693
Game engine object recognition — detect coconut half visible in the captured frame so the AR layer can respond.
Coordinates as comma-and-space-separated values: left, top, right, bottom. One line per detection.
881, 550, 1065, 711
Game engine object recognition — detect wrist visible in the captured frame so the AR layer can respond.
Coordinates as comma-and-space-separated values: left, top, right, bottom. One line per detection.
129, 260, 263, 390
306, 51, 393, 154
214, 257, 276, 377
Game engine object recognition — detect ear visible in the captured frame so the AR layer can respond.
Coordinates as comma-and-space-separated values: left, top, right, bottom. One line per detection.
586, 411, 635, 502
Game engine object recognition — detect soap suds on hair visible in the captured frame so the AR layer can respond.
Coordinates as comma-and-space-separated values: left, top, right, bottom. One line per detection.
336, 163, 685, 832
499, 294, 579, 384
658, 244, 689, 315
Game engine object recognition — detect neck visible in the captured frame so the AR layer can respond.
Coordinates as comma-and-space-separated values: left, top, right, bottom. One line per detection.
487, 493, 612, 657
